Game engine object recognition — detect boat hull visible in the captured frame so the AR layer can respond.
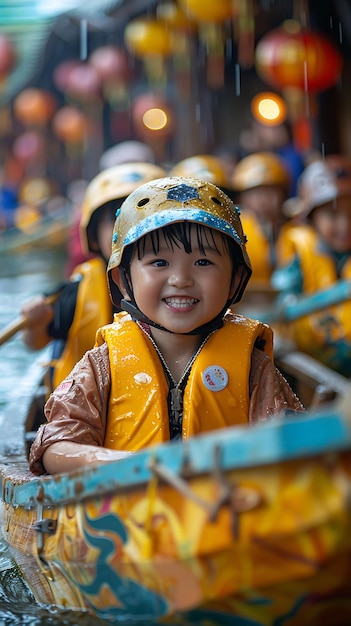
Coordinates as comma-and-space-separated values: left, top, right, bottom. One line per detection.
1, 414, 351, 624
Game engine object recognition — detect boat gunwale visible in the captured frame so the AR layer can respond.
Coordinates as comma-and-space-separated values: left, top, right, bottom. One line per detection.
1, 410, 350, 510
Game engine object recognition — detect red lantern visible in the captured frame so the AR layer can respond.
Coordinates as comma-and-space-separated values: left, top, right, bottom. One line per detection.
13, 89, 57, 127
0, 34, 16, 79
89, 46, 130, 83
255, 24, 343, 92
52, 106, 88, 144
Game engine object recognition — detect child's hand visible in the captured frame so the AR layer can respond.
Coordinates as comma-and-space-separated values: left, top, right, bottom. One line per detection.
20, 295, 55, 350
21, 295, 54, 328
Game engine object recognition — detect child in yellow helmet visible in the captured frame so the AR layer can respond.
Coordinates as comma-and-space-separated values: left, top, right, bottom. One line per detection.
231, 151, 292, 289
272, 155, 351, 376
29, 176, 304, 475
21, 162, 165, 390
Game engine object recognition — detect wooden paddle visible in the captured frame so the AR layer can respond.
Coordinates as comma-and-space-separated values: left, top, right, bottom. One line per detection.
0, 293, 58, 346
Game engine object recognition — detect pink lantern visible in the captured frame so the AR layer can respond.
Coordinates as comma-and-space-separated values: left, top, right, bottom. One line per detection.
53, 60, 82, 92
13, 131, 45, 165
89, 46, 131, 83
65, 63, 102, 102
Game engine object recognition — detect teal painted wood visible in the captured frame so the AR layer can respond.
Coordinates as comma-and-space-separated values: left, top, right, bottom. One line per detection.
260, 279, 351, 324
2, 411, 351, 509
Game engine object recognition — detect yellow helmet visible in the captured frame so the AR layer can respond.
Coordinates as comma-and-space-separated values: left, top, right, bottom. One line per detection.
231, 152, 290, 192
170, 155, 228, 188
80, 162, 166, 254
107, 176, 251, 308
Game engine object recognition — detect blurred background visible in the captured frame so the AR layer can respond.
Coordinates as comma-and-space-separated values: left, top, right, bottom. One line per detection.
0, 0, 349, 202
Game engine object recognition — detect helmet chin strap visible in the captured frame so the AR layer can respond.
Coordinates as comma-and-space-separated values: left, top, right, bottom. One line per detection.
119, 267, 227, 335
121, 298, 228, 335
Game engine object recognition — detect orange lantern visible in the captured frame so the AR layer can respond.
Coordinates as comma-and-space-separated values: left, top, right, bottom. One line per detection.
250, 92, 288, 126
13, 88, 57, 127
52, 106, 88, 144
178, 0, 232, 23
124, 18, 173, 58
157, 2, 195, 32
0, 34, 16, 80
255, 23, 343, 92
132, 93, 174, 141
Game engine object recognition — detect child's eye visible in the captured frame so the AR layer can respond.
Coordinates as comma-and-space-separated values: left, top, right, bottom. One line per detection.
195, 258, 212, 266
151, 258, 168, 267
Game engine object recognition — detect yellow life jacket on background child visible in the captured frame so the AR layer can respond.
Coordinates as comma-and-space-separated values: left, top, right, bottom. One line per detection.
95, 311, 273, 451
276, 225, 351, 374
51, 257, 112, 387
241, 213, 297, 285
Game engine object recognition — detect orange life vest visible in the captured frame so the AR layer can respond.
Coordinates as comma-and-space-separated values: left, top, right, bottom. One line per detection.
51, 257, 112, 388
95, 311, 273, 451
241, 213, 296, 285
276, 225, 351, 373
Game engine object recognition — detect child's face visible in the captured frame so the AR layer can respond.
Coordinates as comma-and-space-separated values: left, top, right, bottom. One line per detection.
96, 206, 116, 262
240, 186, 285, 225
311, 195, 351, 253
128, 226, 237, 335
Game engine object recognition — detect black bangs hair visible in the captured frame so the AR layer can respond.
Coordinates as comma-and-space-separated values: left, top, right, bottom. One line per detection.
121, 221, 244, 272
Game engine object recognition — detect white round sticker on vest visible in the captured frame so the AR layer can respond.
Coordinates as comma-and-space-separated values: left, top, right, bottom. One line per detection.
202, 366, 228, 391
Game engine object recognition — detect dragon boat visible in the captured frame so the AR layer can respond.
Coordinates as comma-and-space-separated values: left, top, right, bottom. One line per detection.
2, 391, 351, 625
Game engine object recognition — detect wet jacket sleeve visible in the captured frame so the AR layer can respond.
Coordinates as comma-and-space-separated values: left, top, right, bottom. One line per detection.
248, 347, 304, 422
29, 343, 111, 475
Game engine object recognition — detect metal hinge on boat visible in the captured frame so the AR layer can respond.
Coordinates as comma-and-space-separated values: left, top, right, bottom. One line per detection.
34, 502, 57, 581
34, 518, 57, 534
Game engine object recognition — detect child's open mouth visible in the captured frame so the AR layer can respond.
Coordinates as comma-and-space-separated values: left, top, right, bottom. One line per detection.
164, 297, 198, 309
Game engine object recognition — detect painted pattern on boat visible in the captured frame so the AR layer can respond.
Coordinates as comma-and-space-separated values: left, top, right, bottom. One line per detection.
1, 412, 351, 624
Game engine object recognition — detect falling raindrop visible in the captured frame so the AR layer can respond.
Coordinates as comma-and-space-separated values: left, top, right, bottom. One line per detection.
339, 22, 343, 44
321, 142, 325, 158
235, 63, 240, 96
195, 102, 201, 122
80, 19, 88, 60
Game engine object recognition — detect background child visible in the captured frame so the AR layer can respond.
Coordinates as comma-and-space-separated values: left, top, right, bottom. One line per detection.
29, 176, 304, 476
21, 161, 165, 389
231, 151, 292, 290
271, 155, 351, 376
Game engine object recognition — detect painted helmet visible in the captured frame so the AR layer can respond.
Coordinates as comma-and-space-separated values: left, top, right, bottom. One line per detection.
170, 155, 228, 188
231, 152, 290, 192
108, 176, 252, 307
298, 155, 351, 217
79, 162, 166, 254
